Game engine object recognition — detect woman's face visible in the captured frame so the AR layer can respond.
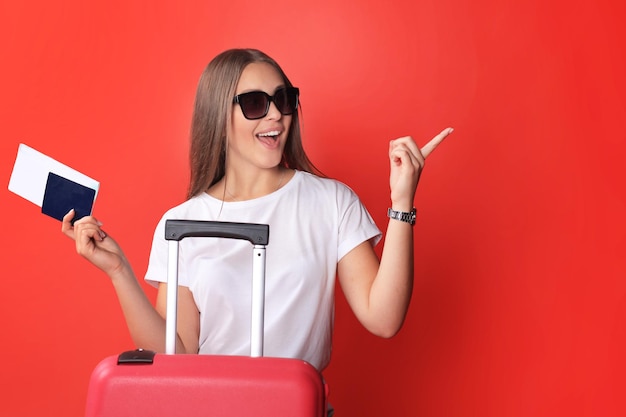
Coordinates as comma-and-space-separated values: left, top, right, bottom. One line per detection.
226, 62, 292, 173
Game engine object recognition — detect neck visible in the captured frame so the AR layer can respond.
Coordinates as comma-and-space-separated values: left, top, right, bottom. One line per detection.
221, 167, 287, 202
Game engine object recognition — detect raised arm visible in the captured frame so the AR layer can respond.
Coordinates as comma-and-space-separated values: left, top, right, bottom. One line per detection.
61, 210, 200, 353
338, 128, 453, 338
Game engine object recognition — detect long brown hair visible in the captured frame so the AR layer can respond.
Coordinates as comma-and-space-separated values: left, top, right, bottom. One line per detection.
187, 48, 320, 199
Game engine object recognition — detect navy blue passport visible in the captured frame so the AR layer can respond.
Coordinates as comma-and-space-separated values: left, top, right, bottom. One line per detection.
41, 172, 96, 222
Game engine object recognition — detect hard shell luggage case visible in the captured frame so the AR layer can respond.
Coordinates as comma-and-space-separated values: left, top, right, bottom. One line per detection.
84, 220, 326, 417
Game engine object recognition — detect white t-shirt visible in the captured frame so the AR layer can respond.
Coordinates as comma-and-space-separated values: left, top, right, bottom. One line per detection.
145, 170, 381, 371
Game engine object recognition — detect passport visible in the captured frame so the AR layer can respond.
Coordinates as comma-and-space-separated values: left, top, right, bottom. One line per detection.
8, 143, 100, 222
41, 172, 96, 222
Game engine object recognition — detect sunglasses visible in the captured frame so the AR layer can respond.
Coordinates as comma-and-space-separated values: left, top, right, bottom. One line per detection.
233, 87, 299, 120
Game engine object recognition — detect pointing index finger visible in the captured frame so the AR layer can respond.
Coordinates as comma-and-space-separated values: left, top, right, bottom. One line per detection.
421, 127, 454, 158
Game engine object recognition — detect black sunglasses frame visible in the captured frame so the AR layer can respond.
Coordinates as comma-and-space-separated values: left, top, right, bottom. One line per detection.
233, 87, 300, 120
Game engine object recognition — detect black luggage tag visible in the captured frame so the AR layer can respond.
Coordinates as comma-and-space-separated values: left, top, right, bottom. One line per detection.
41, 172, 96, 223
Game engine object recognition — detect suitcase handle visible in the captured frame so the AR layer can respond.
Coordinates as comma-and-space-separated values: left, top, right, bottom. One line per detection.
165, 220, 269, 245
164, 219, 269, 357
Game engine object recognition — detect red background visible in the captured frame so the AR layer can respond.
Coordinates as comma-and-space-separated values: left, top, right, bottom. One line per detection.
1, 1, 625, 416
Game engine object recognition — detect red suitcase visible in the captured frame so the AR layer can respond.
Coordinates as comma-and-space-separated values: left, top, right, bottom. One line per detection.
84, 220, 327, 417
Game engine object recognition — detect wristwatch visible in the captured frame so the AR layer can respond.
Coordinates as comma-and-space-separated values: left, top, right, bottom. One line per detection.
387, 207, 417, 225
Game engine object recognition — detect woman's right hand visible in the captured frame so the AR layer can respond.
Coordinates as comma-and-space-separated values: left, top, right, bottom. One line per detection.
62, 209, 129, 278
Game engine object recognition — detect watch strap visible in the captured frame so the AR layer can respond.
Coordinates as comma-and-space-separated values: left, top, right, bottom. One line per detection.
387, 207, 417, 225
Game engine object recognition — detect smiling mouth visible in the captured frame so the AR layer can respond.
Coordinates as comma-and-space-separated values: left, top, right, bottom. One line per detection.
256, 130, 281, 140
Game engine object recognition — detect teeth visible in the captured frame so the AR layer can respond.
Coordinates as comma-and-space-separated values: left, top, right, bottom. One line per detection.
258, 131, 280, 137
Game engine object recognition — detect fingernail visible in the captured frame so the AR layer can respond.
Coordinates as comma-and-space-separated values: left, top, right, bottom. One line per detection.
99, 231, 107, 239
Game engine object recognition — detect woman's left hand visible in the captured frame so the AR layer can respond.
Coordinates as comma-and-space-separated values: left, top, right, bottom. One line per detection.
388, 127, 454, 209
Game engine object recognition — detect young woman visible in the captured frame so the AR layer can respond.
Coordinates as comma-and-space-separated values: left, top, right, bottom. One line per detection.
63, 47, 452, 401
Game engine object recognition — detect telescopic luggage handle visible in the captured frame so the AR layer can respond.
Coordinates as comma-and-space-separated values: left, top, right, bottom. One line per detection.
165, 220, 269, 245
164, 220, 270, 357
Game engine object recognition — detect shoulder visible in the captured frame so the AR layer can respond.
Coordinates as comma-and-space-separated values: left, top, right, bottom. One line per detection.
294, 171, 358, 197
289, 171, 365, 218
153, 194, 215, 230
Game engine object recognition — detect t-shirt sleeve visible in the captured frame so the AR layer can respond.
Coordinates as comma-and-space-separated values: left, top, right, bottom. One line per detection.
144, 214, 169, 288
336, 185, 382, 261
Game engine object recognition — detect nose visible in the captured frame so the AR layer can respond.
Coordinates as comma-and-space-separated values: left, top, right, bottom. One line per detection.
265, 100, 282, 120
